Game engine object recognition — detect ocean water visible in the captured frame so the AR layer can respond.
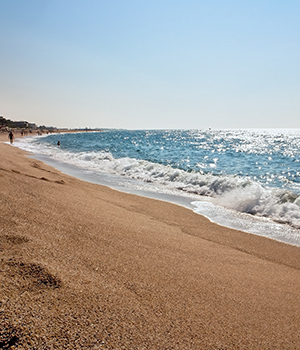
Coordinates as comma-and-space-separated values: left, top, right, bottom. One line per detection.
14, 129, 300, 246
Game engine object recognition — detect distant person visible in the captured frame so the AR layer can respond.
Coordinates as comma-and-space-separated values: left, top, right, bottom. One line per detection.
8, 131, 14, 144
57, 141, 60, 146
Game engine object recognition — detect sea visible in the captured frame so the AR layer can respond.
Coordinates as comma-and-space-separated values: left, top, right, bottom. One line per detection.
13, 129, 300, 247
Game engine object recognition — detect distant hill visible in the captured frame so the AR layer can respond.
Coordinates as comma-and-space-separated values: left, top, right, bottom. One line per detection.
0, 116, 43, 129
0, 116, 38, 129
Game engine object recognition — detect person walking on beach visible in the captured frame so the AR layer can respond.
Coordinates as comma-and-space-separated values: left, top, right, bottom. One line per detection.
8, 131, 14, 144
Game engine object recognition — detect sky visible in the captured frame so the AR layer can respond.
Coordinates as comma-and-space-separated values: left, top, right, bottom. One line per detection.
1, 0, 300, 129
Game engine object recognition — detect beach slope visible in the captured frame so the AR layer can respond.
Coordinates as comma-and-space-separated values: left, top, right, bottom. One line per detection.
1, 140, 300, 349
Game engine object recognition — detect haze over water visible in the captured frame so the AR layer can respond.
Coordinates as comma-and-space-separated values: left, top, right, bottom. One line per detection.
15, 129, 300, 246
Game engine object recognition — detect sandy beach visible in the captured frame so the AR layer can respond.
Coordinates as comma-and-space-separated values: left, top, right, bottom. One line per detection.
1, 133, 300, 349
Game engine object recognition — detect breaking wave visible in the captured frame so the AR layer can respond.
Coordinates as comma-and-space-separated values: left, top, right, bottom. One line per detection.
14, 134, 300, 230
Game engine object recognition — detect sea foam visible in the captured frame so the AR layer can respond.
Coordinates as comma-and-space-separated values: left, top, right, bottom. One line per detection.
13, 129, 300, 238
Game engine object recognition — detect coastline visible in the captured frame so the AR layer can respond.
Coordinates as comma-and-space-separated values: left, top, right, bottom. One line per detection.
12, 129, 300, 247
1, 136, 300, 348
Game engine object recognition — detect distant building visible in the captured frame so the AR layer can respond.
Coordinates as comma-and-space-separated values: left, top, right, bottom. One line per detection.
0, 116, 56, 131
28, 123, 38, 129
13, 121, 29, 128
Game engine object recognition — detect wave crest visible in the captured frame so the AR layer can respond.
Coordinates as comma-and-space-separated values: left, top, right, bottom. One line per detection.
15, 138, 300, 229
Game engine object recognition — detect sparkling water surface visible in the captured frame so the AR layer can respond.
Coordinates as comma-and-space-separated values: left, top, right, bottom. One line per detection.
14, 129, 300, 246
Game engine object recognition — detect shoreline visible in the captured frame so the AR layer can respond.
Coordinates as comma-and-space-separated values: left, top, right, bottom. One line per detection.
10, 130, 300, 247
1, 136, 300, 348
32, 151, 300, 248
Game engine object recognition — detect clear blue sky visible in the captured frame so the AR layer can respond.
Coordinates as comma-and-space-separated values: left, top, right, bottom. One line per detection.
1, 0, 299, 129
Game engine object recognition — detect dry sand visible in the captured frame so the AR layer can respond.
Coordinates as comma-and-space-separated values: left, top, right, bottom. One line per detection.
1, 132, 300, 349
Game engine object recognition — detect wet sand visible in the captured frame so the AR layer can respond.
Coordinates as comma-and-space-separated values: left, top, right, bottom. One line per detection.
1, 133, 300, 349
